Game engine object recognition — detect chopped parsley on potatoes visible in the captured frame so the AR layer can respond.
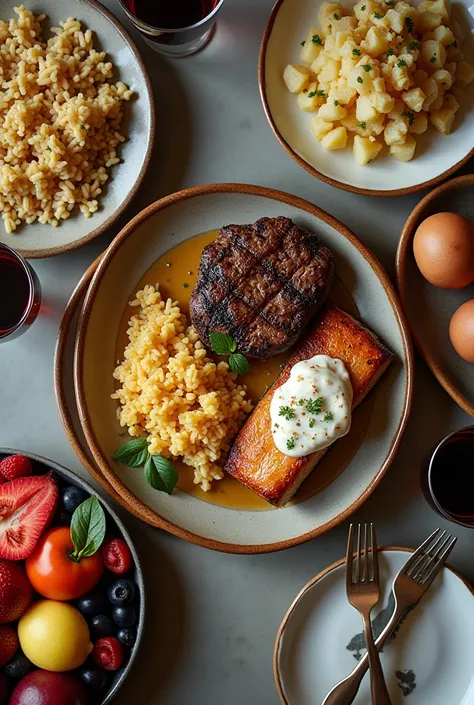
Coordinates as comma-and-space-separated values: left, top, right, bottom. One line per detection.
283, 0, 474, 165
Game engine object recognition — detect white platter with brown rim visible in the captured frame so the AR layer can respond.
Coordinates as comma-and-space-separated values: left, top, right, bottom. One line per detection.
72, 183, 413, 554
259, 0, 474, 196
274, 548, 474, 705
0, 0, 154, 258
396, 173, 474, 417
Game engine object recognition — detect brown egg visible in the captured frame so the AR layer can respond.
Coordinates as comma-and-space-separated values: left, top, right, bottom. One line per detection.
449, 299, 474, 363
413, 212, 474, 289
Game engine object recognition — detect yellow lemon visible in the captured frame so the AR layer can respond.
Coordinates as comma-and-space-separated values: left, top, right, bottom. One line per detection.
18, 600, 92, 672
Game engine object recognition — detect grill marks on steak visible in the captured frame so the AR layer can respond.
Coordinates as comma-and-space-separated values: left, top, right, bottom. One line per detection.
190, 216, 335, 358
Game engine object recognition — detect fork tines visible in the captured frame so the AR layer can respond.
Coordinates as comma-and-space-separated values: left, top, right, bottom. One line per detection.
403, 528, 457, 584
346, 523, 378, 586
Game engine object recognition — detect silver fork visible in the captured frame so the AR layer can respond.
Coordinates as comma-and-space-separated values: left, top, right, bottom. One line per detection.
322, 528, 457, 705
346, 524, 391, 704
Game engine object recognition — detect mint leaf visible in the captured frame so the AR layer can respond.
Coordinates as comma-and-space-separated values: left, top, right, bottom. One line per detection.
113, 438, 149, 467
70, 496, 106, 560
229, 353, 249, 375
145, 455, 178, 495
209, 331, 237, 355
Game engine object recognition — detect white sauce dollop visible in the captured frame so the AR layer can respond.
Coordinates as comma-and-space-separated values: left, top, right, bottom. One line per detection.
269, 355, 353, 457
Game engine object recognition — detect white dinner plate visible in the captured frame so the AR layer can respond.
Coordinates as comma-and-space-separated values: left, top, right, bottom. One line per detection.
0, 0, 154, 257
259, 0, 474, 196
73, 184, 413, 553
275, 548, 474, 704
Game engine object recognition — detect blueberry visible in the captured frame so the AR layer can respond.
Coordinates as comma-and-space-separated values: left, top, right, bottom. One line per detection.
116, 627, 136, 647
112, 605, 137, 628
77, 591, 106, 617
79, 667, 109, 691
61, 485, 89, 513
108, 579, 135, 606
90, 614, 114, 639
4, 652, 35, 679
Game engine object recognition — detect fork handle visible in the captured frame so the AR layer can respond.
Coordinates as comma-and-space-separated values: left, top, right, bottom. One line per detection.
363, 612, 392, 704
321, 604, 404, 705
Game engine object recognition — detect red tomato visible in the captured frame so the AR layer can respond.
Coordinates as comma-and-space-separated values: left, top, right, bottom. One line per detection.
26, 526, 103, 600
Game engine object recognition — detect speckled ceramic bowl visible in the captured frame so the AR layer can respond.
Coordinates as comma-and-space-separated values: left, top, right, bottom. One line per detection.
0, 0, 154, 258
396, 174, 474, 417
72, 183, 413, 554
259, 0, 474, 196
0, 448, 145, 705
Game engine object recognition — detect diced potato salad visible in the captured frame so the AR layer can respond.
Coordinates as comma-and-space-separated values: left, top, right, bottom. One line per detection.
283, 0, 474, 165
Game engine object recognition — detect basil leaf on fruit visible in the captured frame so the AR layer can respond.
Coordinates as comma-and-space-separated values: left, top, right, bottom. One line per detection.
70, 496, 106, 560
113, 438, 149, 467
209, 331, 237, 355
229, 353, 249, 375
144, 455, 178, 495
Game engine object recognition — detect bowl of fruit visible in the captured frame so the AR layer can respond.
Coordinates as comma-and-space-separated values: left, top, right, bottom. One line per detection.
0, 449, 145, 705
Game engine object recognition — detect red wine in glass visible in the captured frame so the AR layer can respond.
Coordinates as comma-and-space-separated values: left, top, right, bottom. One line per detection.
119, 0, 224, 56
423, 426, 474, 527
126, 0, 219, 29
0, 244, 41, 341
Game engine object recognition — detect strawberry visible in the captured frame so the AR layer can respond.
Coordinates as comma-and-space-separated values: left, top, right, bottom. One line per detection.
0, 455, 32, 482
102, 538, 133, 574
92, 637, 124, 671
0, 475, 58, 560
0, 560, 32, 623
0, 624, 19, 665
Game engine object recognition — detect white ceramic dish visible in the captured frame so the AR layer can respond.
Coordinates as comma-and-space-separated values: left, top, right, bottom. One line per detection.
0, 0, 154, 258
396, 174, 474, 417
259, 0, 474, 196
73, 184, 413, 553
275, 548, 474, 705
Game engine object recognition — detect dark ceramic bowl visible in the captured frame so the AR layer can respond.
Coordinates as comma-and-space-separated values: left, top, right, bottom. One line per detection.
420, 426, 474, 529
0, 448, 145, 704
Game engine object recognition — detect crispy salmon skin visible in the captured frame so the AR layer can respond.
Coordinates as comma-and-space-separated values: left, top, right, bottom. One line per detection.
224, 304, 394, 506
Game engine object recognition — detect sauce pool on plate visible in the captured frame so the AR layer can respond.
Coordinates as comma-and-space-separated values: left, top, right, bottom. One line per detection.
115, 229, 374, 511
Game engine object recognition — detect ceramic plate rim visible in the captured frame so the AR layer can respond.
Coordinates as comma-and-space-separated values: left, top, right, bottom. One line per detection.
73, 182, 414, 554
273, 546, 474, 705
54, 254, 148, 522
258, 0, 474, 197
395, 173, 474, 418
4, 0, 155, 259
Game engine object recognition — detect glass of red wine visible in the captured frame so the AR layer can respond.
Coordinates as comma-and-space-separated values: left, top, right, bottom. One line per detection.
0, 243, 41, 342
421, 426, 474, 528
117, 0, 226, 57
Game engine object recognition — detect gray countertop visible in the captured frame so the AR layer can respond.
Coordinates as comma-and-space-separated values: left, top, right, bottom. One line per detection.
1, 0, 473, 703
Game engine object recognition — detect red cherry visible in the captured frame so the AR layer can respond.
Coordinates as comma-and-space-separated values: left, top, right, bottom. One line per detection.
101, 538, 133, 574
92, 637, 124, 671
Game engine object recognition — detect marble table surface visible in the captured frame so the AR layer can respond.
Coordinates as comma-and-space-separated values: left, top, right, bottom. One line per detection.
1, 0, 473, 703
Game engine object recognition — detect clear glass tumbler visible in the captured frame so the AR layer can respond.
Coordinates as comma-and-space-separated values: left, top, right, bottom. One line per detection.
0, 243, 41, 342
117, 0, 226, 57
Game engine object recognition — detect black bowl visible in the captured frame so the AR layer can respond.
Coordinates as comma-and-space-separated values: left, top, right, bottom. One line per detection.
0, 448, 145, 705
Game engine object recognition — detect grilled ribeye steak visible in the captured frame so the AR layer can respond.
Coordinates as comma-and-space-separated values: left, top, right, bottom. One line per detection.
190, 217, 335, 358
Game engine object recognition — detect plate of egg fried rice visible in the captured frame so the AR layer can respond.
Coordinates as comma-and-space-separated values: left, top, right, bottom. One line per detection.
0, 1, 154, 257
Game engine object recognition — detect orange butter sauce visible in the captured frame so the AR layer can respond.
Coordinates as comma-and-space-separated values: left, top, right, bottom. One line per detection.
116, 230, 374, 511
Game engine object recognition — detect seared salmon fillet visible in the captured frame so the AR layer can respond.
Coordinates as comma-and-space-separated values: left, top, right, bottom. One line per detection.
224, 304, 394, 506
